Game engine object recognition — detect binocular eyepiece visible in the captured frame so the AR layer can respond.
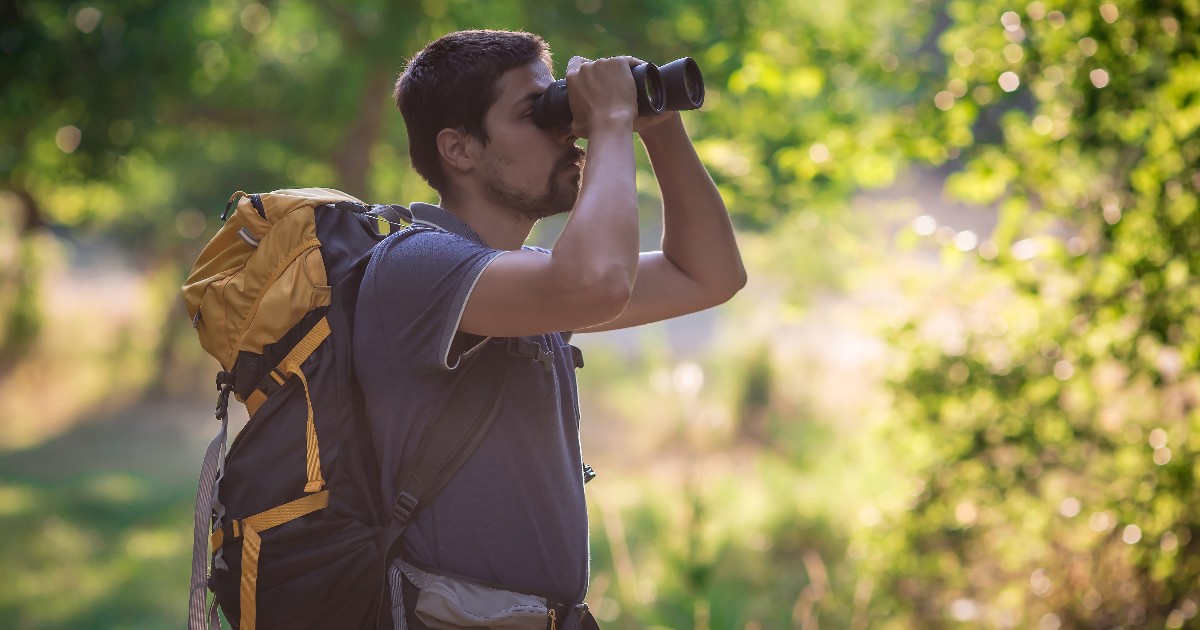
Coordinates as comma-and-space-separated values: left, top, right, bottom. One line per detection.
532, 57, 705, 129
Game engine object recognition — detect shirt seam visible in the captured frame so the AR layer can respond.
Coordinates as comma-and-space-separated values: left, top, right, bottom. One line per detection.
442, 250, 505, 370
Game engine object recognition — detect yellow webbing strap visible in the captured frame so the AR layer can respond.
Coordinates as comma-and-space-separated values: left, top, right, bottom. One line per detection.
275, 317, 330, 385
239, 317, 330, 489
216, 318, 331, 628
244, 390, 267, 417
275, 317, 330, 493
206, 490, 330, 630
293, 369, 324, 493
240, 526, 262, 630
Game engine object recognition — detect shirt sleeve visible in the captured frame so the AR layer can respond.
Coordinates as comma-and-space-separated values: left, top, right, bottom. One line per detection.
359, 229, 502, 374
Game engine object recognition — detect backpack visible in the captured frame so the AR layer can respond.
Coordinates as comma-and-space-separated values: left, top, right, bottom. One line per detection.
181, 189, 509, 629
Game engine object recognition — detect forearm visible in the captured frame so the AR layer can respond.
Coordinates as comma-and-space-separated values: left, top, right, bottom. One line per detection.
641, 116, 746, 293
552, 122, 640, 290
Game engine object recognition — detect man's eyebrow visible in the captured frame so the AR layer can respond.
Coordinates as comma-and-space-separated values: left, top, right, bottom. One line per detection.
512, 90, 543, 110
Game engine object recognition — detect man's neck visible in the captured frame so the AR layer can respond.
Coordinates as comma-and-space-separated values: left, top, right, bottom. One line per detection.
439, 193, 536, 251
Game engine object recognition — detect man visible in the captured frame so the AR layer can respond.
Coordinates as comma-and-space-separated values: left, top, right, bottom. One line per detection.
353, 29, 745, 629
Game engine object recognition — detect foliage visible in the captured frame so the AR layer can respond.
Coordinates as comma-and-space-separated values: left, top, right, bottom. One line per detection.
866, 0, 1200, 627
0, 0, 910, 356
2, 0, 1198, 628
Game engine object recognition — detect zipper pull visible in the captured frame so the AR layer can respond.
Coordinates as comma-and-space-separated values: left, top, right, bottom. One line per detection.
547, 608, 557, 630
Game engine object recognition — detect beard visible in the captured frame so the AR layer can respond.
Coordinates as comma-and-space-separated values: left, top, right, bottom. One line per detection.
482, 146, 586, 221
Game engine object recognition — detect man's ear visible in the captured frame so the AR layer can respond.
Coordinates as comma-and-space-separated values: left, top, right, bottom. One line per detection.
436, 128, 478, 176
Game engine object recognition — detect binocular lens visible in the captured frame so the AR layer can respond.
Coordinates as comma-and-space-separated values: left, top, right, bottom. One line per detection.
532, 57, 705, 128
643, 78, 658, 107
632, 63, 666, 118
659, 57, 704, 111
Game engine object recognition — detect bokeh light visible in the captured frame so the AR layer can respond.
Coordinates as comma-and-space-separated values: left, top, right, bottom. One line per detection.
5, 1, 1199, 628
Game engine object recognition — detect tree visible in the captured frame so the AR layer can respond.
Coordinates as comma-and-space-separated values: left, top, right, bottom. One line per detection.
869, 1, 1200, 626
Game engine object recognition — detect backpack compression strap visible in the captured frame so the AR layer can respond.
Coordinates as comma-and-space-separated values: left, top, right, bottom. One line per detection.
209, 490, 330, 630
188, 317, 333, 630
244, 316, 332, 491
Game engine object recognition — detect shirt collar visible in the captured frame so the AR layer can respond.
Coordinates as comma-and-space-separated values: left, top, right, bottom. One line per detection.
409, 202, 487, 246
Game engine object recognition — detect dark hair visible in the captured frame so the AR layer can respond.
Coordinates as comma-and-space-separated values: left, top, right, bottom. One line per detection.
395, 30, 553, 195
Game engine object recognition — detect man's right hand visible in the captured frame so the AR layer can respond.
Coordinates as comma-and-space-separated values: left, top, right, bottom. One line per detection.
565, 56, 638, 139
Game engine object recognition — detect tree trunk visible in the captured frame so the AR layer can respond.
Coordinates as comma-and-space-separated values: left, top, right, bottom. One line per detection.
1, 187, 46, 367
333, 67, 392, 199
14, 188, 46, 234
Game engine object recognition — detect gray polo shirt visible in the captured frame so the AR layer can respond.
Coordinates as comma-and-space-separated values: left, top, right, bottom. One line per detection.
353, 203, 588, 605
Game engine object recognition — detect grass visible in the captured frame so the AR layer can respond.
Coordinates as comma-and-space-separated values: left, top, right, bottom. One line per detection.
0, 396, 223, 629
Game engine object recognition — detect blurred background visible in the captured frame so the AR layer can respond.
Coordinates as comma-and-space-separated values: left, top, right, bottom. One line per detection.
1, 0, 1197, 628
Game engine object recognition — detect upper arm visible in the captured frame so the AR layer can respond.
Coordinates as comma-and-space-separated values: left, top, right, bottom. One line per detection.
360, 230, 503, 373
574, 251, 740, 333
458, 248, 633, 338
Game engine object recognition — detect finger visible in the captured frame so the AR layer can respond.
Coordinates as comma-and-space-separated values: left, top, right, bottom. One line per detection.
590, 56, 635, 79
566, 55, 591, 74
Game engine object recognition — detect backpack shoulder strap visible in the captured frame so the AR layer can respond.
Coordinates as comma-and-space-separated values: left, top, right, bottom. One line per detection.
376, 357, 507, 630
382, 343, 509, 554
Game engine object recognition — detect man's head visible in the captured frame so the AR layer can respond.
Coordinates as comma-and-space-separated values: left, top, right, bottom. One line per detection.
395, 30, 556, 197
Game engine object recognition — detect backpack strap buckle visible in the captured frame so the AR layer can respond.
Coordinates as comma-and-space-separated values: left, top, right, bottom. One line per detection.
210, 519, 240, 551
508, 338, 554, 373
269, 368, 288, 387
392, 491, 419, 528
569, 345, 584, 369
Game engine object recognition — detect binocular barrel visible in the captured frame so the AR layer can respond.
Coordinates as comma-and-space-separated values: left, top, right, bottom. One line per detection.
533, 57, 705, 128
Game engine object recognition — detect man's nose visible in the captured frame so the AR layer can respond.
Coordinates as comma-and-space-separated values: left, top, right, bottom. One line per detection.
552, 124, 576, 146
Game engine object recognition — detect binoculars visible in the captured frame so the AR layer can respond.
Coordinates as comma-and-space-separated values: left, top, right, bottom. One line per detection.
532, 57, 705, 128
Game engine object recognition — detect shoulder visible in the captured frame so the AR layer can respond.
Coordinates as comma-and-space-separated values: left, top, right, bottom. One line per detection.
370, 227, 495, 272
379, 225, 487, 255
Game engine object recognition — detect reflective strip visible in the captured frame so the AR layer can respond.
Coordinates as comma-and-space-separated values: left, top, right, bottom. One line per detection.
237, 226, 260, 247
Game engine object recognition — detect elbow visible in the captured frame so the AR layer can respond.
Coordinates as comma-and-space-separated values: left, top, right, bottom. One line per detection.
578, 267, 635, 323
592, 268, 636, 320
714, 262, 748, 304
731, 263, 749, 295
